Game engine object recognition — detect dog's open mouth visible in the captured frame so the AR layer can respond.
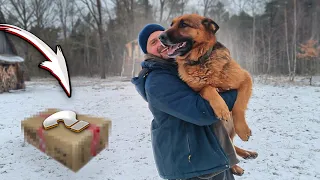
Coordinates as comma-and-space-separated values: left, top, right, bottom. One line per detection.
160, 41, 189, 57
167, 42, 187, 56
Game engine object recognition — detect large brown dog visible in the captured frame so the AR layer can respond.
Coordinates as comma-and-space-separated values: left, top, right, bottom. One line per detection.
159, 14, 258, 175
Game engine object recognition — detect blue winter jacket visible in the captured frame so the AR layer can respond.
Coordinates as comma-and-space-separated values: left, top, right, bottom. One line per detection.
131, 57, 238, 179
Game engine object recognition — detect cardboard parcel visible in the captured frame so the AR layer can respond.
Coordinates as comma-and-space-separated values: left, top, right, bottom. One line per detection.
21, 108, 111, 172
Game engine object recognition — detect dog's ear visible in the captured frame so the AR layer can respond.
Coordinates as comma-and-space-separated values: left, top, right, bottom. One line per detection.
202, 18, 219, 34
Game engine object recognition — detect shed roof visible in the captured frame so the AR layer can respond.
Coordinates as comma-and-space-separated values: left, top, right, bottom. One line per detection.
0, 10, 24, 64
0, 31, 24, 63
0, 31, 15, 55
0, 54, 24, 64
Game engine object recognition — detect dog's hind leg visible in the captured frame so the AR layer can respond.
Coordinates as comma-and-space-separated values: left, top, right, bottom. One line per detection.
231, 72, 252, 141
231, 164, 245, 176
234, 145, 258, 160
226, 121, 248, 176
229, 130, 257, 159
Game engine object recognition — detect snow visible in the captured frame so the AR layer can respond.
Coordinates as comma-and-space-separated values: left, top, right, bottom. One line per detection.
0, 54, 24, 64
0, 76, 319, 180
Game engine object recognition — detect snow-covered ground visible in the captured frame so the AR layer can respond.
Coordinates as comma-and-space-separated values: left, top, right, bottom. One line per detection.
0, 77, 319, 180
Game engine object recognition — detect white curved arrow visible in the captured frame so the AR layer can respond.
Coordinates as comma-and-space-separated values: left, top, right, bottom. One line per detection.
0, 24, 72, 97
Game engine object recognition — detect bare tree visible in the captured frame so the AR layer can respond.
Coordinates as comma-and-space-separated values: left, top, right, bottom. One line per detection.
96, 0, 105, 78
180, 0, 189, 15
165, 0, 180, 22
245, 0, 267, 74
249, 0, 257, 73
31, 0, 54, 28
159, 0, 167, 23
6, 0, 34, 29
110, 0, 136, 40
201, 0, 217, 17
78, 0, 107, 78
0, 7, 5, 23
266, 29, 272, 74
291, 0, 297, 81
154, 0, 190, 23
202, 0, 210, 17
154, 0, 190, 24
310, 1, 319, 40
143, 0, 149, 20
0, 0, 5, 13
284, 1, 291, 78
2, 0, 318, 79
230, 0, 249, 13
55, 0, 77, 40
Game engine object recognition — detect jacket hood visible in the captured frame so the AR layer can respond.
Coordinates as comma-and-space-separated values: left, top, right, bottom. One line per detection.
131, 55, 177, 102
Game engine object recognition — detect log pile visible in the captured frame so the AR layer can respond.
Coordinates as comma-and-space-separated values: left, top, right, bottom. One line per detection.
0, 63, 25, 93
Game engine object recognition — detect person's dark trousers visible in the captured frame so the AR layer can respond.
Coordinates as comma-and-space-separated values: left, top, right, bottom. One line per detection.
168, 169, 235, 180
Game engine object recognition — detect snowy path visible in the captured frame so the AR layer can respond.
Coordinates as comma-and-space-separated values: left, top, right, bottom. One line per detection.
0, 77, 319, 180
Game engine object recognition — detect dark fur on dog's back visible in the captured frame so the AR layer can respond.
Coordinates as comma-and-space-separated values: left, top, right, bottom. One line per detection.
160, 14, 258, 176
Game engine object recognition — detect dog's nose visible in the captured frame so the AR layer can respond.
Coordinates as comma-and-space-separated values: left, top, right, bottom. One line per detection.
159, 33, 168, 42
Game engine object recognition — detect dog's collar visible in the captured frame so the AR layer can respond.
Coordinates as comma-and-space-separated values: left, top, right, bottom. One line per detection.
185, 42, 223, 66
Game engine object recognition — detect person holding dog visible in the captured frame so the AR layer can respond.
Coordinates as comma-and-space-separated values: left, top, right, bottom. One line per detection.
131, 24, 239, 180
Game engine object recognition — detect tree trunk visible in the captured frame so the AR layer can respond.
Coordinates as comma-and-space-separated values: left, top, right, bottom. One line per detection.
203, 0, 209, 17
181, 0, 186, 15
284, 3, 291, 79
261, 24, 267, 74
267, 34, 271, 74
159, 0, 165, 23
144, 0, 149, 20
56, 0, 67, 40
250, 0, 256, 74
291, 0, 297, 81
130, 0, 134, 39
97, 0, 105, 79
84, 30, 92, 77
252, 9, 256, 74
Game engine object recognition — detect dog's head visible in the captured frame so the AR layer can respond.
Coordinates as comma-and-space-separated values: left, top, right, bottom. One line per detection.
159, 14, 219, 58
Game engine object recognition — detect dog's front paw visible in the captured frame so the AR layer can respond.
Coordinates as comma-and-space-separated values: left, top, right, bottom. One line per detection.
235, 122, 252, 141
231, 165, 244, 176
211, 103, 231, 121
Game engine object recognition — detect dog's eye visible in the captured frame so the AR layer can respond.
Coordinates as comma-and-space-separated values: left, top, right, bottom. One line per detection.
179, 22, 189, 28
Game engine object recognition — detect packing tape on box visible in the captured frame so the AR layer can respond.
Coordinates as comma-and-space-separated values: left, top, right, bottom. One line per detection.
88, 124, 100, 156
37, 126, 46, 152
38, 113, 101, 156
38, 113, 50, 152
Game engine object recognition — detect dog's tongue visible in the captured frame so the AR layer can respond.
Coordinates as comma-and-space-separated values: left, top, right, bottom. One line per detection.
167, 42, 187, 55
168, 44, 180, 55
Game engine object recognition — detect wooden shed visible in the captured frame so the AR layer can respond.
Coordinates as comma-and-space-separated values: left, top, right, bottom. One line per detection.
0, 12, 25, 93
121, 39, 144, 78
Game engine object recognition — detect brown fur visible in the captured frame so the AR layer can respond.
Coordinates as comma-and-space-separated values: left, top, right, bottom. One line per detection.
164, 14, 258, 175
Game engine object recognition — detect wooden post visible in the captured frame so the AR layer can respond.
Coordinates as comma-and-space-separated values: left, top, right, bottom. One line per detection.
131, 44, 136, 78
121, 50, 126, 77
